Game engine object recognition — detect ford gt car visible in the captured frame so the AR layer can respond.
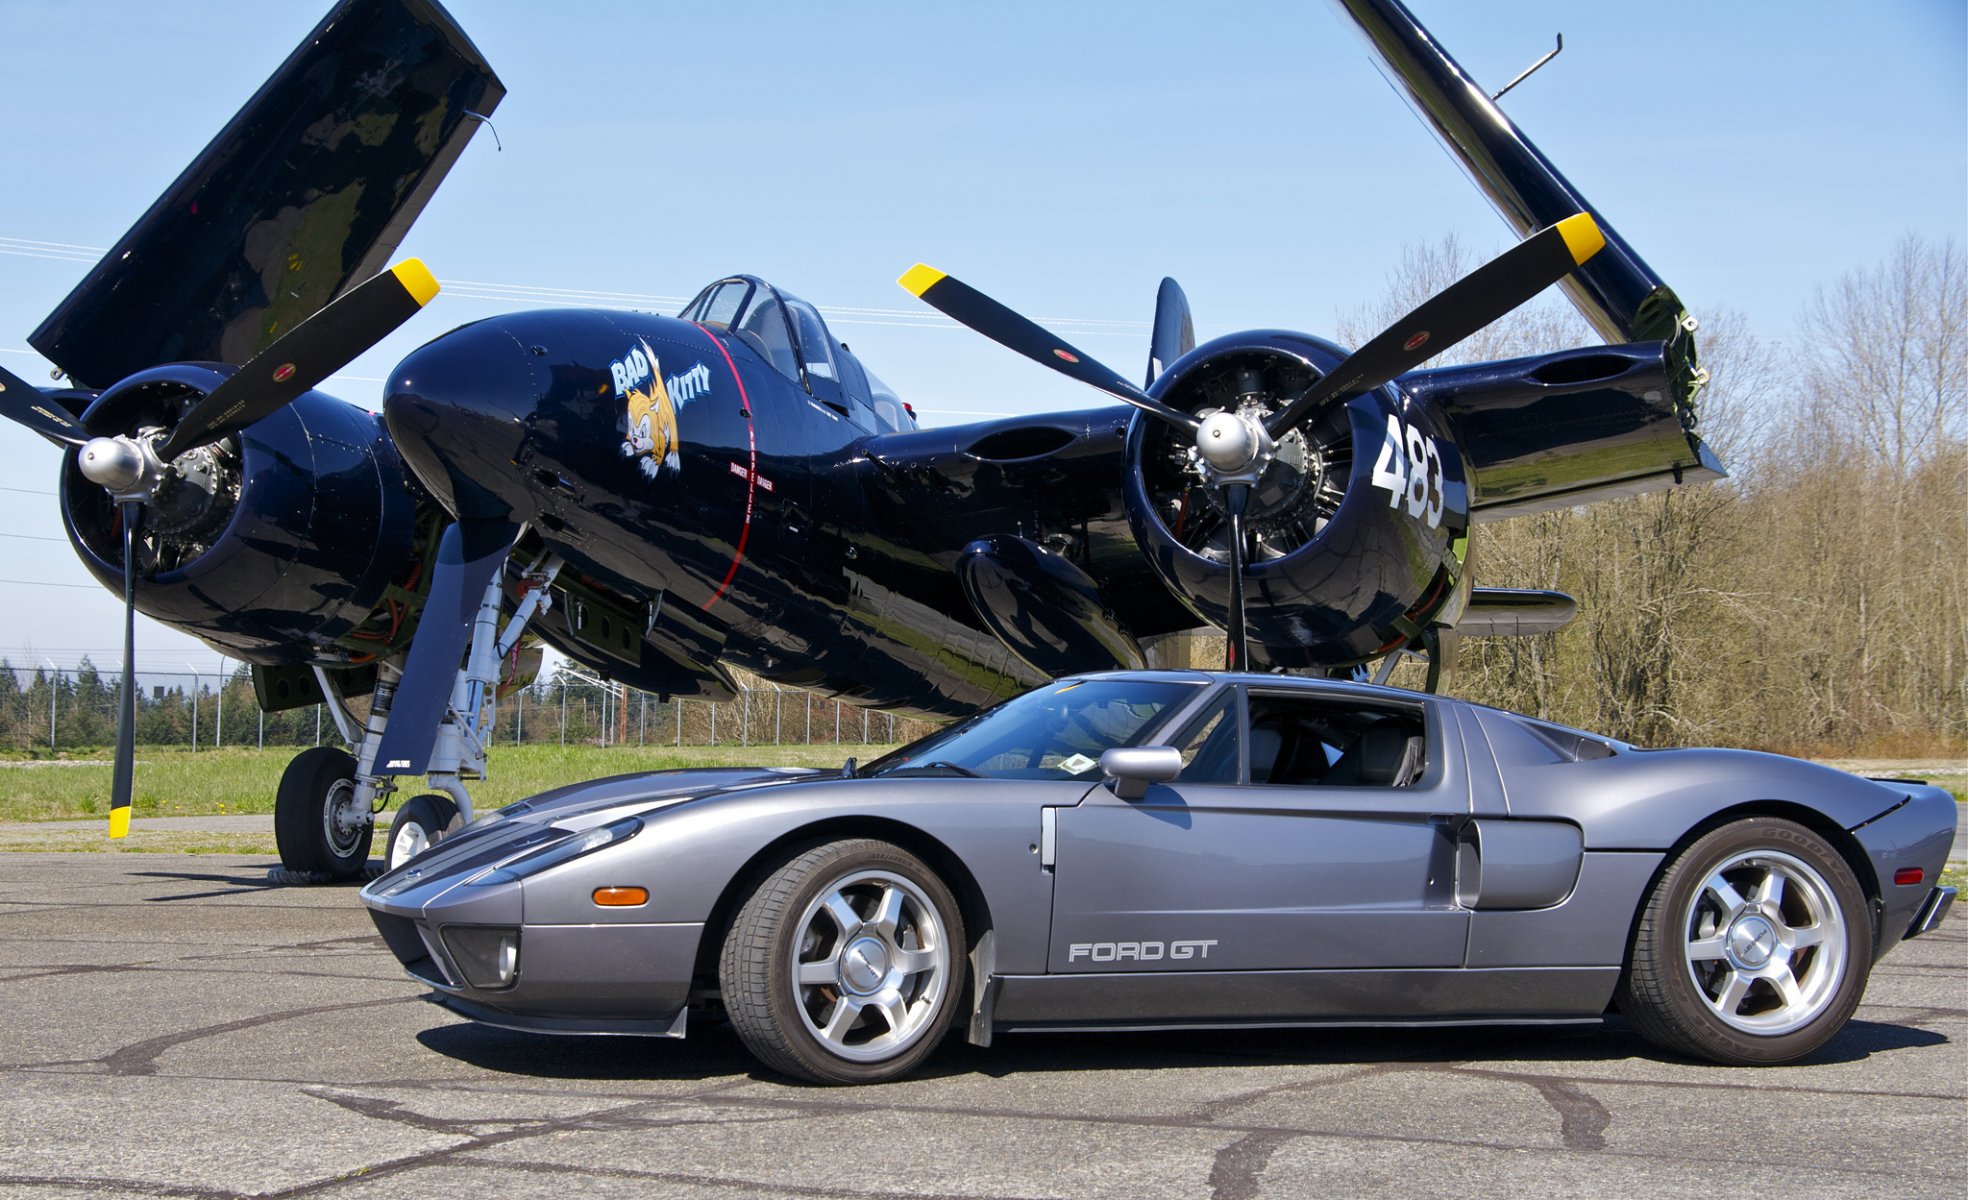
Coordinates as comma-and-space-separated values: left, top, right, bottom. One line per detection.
362, 671, 1958, 1083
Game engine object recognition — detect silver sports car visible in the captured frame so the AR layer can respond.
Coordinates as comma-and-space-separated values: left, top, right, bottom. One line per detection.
362, 671, 1958, 1083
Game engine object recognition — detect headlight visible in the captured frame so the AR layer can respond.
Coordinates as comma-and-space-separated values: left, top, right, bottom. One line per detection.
469, 816, 643, 886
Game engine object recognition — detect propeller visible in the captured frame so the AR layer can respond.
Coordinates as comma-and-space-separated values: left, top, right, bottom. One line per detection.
1, 259, 443, 837
152, 259, 441, 460
900, 214, 1605, 670
898, 264, 1201, 432
0, 363, 88, 446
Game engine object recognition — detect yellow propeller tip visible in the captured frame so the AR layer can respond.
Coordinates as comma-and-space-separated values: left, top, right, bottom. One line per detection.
1556, 213, 1605, 266
390, 258, 441, 307
108, 807, 130, 839
898, 264, 947, 297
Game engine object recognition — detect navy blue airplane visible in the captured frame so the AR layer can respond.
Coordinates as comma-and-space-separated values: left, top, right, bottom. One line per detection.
0, 0, 1719, 878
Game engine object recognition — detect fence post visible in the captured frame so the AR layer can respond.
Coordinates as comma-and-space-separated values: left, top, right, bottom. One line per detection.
740, 688, 749, 747
775, 688, 783, 745
709, 701, 717, 745
560, 682, 567, 747
676, 699, 682, 746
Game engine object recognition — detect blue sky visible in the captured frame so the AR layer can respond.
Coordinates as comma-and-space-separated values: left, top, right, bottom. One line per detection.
1, 0, 1962, 677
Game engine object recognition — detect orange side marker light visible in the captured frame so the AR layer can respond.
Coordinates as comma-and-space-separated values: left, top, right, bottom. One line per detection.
593, 886, 649, 907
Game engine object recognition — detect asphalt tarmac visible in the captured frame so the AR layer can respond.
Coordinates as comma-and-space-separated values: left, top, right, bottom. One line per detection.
0, 852, 1961, 1199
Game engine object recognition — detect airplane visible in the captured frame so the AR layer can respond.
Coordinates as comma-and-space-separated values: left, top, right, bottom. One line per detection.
0, 0, 1720, 881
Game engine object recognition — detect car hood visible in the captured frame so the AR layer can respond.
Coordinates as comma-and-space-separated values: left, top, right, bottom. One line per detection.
368, 765, 829, 893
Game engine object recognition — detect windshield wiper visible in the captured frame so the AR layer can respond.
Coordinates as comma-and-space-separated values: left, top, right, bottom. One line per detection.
879, 760, 980, 778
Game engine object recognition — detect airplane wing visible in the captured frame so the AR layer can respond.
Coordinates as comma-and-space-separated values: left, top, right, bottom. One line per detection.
29, 0, 504, 388
1330, 0, 1722, 519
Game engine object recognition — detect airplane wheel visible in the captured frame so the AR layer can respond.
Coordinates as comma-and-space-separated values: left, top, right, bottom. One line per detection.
721, 839, 965, 1085
386, 794, 463, 870
273, 747, 372, 879
1619, 817, 1872, 1065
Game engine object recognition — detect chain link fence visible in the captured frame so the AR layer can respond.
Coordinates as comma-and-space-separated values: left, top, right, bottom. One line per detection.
0, 663, 933, 753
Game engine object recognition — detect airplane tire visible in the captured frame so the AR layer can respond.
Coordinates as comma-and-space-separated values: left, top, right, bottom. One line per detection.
273, 746, 372, 880
386, 794, 464, 870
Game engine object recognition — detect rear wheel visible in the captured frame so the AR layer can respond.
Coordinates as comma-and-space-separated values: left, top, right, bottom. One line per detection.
385, 793, 463, 869
273, 746, 370, 879
1619, 817, 1872, 1064
721, 839, 965, 1084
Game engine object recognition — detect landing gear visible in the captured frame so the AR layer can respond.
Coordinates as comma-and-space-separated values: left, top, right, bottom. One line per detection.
385, 793, 463, 869
273, 746, 371, 880
271, 543, 562, 885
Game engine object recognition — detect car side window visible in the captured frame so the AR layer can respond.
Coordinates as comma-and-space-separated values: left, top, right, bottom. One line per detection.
1170, 695, 1238, 784
1244, 694, 1426, 788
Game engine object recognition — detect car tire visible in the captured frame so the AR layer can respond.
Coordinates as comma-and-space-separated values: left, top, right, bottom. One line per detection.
273, 746, 371, 879
385, 793, 464, 869
721, 839, 966, 1084
1619, 816, 1873, 1064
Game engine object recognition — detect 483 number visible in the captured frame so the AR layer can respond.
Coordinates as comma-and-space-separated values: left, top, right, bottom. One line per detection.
1370, 414, 1446, 528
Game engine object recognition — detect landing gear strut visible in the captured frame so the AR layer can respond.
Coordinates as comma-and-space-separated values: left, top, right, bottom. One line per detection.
268, 546, 562, 882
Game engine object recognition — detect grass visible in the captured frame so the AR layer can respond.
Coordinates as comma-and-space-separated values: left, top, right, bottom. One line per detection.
0, 742, 901, 825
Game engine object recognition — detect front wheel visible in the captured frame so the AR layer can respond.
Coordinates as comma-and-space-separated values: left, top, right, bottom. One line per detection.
273, 746, 371, 879
385, 793, 464, 869
1619, 817, 1872, 1064
721, 839, 966, 1084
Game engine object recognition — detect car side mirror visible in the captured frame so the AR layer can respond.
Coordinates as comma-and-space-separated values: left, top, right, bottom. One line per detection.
1100, 747, 1182, 801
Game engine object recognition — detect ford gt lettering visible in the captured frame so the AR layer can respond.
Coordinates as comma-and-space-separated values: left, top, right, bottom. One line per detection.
1069, 940, 1218, 963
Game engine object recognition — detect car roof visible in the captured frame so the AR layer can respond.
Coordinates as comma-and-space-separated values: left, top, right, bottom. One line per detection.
1060, 669, 1445, 708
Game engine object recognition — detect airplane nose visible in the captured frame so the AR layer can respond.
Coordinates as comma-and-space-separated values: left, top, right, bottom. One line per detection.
384, 319, 544, 523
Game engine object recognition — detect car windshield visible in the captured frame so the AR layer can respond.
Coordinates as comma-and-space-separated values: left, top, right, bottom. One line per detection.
864, 678, 1202, 781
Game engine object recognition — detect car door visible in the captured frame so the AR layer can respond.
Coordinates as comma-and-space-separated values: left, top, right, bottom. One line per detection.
1048, 684, 1470, 979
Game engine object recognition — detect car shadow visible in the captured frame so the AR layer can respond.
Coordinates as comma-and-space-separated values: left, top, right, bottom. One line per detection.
413, 1013, 1946, 1085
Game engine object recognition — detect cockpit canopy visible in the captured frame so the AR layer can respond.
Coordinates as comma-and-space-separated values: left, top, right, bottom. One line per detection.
680, 275, 914, 434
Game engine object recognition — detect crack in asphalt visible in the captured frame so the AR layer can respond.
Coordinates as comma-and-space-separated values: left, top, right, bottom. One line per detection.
101, 996, 415, 1076
1474, 1071, 1611, 1150
1207, 1129, 1296, 1200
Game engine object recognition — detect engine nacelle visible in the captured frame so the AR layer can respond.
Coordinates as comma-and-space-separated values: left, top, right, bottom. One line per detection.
61, 364, 421, 666
1123, 332, 1471, 667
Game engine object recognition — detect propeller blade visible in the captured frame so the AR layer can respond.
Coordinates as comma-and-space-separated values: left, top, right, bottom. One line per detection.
154, 260, 440, 459
0, 363, 87, 446
1266, 213, 1605, 437
1147, 277, 1196, 388
1222, 482, 1251, 671
108, 500, 140, 839
899, 264, 1201, 432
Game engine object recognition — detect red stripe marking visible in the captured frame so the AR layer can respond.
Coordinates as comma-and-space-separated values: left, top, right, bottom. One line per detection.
692, 322, 755, 609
